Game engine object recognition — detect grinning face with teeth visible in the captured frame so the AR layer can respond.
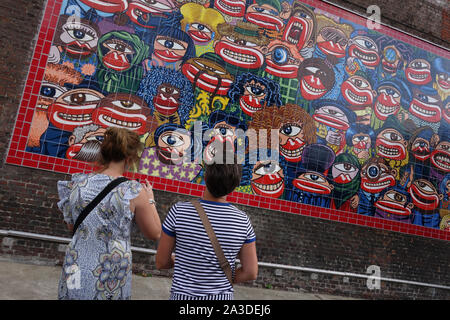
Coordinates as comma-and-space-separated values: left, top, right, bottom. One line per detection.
91, 93, 152, 135
376, 128, 408, 161
282, 2, 316, 53
251, 160, 285, 198
406, 59, 432, 86
431, 141, 450, 174
56, 15, 100, 59
409, 87, 443, 123
215, 22, 269, 70
126, 0, 176, 26
374, 188, 413, 217
214, 0, 246, 17
265, 39, 303, 79
47, 88, 104, 131
297, 58, 335, 100
374, 85, 402, 121
239, 80, 267, 116
348, 36, 380, 69
408, 179, 442, 211
360, 158, 396, 193
182, 56, 234, 95
245, 1, 284, 31
152, 83, 180, 116
341, 75, 375, 106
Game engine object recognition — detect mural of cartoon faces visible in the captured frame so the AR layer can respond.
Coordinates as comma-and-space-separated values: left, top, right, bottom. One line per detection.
20, 0, 450, 232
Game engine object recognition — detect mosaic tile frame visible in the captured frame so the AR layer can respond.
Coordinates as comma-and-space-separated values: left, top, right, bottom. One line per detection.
5, 0, 450, 241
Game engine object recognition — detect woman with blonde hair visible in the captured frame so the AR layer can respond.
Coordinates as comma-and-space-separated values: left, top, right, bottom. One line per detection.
57, 127, 161, 299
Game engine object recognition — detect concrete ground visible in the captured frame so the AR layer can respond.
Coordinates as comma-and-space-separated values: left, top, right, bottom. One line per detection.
0, 258, 357, 300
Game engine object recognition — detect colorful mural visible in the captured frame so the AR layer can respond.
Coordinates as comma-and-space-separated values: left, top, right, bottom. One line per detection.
8, 0, 450, 235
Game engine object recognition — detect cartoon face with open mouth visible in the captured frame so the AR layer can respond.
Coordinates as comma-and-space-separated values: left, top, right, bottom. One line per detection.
408, 179, 442, 211
58, 16, 100, 59
348, 36, 380, 68
152, 35, 188, 63
214, 0, 246, 17
265, 40, 302, 79
215, 23, 268, 70
341, 75, 375, 106
405, 59, 432, 86
91, 93, 152, 135
151, 83, 181, 116
181, 56, 234, 95
331, 161, 359, 184
409, 87, 442, 123
279, 123, 305, 162
79, 0, 128, 13
360, 158, 396, 193
436, 72, 450, 92
101, 38, 136, 71
282, 3, 315, 52
376, 128, 408, 161
374, 85, 402, 121
251, 160, 285, 198
245, 2, 284, 31
156, 129, 191, 165
238, 80, 267, 116
430, 141, 450, 173
374, 189, 413, 217
48, 89, 104, 131
127, 0, 176, 26
316, 26, 348, 58
298, 58, 334, 100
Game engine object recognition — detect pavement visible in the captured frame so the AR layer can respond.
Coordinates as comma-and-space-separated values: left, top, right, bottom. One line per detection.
0, 258, 357, 300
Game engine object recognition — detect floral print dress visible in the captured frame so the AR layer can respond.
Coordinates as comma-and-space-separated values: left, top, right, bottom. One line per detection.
57, 173, 142, 300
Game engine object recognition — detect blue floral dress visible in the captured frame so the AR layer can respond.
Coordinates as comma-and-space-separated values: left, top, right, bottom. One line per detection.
57, 173, 142, 300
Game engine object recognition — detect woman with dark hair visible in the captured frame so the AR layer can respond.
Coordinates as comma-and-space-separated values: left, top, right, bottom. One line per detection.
156, 150, 258, 300
57, 127, 161, 299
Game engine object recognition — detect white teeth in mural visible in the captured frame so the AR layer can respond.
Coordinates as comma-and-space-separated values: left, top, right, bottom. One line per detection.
411, 103, 437, 116
354, 50, 377, 61
409, 72, 429, 80
302, 79, 326, 95
376, 101, 397, 114
100, 114, 142, 129
253, 180, 283, 193
363, 180, 391, 190
223, 49, 257, 64
346, 89, 367, 103
287, 36, 299, 45
217, 0, 241, 13
378, 145, 400, 157
434, 155, 450, 169
240, 98, 260, 112
58, 113, 91, 121
280, 145, 303, 158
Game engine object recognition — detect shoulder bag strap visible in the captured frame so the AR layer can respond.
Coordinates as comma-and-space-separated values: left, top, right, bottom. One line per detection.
190, 199, 233, 286
72, 176, 129, 237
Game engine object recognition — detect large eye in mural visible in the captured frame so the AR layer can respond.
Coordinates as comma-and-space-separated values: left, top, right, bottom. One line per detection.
405, 59, 432, 85
375, 190, 412, 217
430, 142, 450, 173
409, 91, 442, 123
251, 161, 284, 198
292, 172, 333, 195
409, 179, 441, 211
341, 76, 375, 106
245, 4, 283, 31
60, 20, 99, 58
376, 129, 407, 161
181, 57, 234, 95
361, 162, 395, 193
313, 105, 350, 131
279, 124, 305, 162
39, 81, 68, 110
48, 89, 104, 131
152, 83, 181, 116
157, 130, 191, 165
374, 86, 401, 121
331, 162, 359, 184
214, 0, 246, 17
102, 39, 135, 71
91, 93, 151, 135
153, 36, 188, 63
348, 36, 380, 67
352, 134, 371, 152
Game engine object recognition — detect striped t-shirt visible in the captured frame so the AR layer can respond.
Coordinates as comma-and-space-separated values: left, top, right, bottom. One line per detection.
162, 199, 256, 299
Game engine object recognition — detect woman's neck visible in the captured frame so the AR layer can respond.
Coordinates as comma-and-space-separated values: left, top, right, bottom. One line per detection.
202, 189, 228, 203
97, 160, 126, 178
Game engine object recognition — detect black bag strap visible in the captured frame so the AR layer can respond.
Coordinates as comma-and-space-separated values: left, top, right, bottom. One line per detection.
72, 176, 128, 237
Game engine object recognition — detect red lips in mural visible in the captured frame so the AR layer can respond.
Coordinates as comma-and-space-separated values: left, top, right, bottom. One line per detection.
214, 0, 246, 17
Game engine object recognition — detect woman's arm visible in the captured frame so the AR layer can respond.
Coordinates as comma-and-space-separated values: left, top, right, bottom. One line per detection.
155, 232, 176, 269
233, 241, 258, 283
131, 180, 161, 241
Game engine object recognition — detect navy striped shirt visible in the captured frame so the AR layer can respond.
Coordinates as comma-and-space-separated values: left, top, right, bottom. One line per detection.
162, 199, 256, 299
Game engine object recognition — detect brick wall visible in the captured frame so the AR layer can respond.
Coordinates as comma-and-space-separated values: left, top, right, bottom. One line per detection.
0, 0, 449, 299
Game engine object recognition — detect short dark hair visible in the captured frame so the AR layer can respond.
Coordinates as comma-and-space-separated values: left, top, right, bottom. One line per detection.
204, 150, 242, 198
